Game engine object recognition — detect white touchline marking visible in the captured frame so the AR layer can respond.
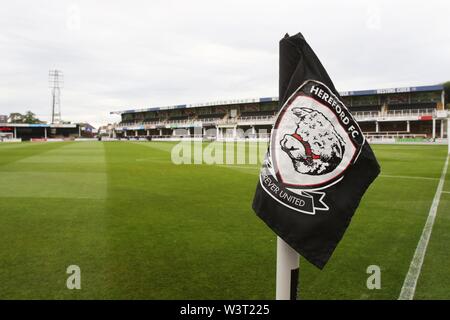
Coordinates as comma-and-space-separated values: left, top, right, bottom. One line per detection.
399, 154, 449, 300
379, 174, 438, 181
217, 165, 259, 169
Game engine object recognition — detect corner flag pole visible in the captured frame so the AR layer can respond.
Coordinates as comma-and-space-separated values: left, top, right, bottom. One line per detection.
276, 237, 300, 300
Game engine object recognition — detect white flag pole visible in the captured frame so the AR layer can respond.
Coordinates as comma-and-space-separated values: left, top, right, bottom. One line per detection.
276, 236, 300, 300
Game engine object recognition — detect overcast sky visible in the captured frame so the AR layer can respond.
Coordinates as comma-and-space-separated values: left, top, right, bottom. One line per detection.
1, 0, 449, 127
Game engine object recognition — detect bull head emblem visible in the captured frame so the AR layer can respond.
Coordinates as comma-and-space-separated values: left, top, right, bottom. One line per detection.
280, 107, 346, 175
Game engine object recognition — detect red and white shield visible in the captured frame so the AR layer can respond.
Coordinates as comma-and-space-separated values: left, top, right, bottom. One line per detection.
271, 94, 357, 189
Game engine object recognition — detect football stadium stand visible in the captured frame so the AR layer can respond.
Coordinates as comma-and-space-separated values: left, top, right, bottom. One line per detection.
0, 123, 86, 141
111, 84, 448, 142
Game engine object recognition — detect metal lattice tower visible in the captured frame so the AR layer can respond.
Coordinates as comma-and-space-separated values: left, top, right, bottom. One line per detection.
49, 70, 64, 124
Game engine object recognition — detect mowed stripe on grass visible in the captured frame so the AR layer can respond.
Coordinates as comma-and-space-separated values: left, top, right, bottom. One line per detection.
398, 154, 449, 300
0, 142, 448, 299
414, 156, 450, 299
0, 142, 110, 299
103, 141, 275, 299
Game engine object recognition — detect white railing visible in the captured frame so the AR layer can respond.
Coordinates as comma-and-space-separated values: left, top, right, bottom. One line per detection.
366, 133, 428, 142
353, 108, 435, 121
119, 122, 142, 126
165, 118, 197, 124
238, 115, 275, 122
351, 111, 379, 119
214, 115, 275, 125
385, 108, 435, 117
142, 120, 160, 125
198, 117, 221, 123
365, 131, 418, 136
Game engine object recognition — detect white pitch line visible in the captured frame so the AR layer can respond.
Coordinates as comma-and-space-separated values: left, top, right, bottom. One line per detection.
442, 191, 450, 194
379, 174, 438, 181
217, 165, 260, 169
398, 154, 449, 300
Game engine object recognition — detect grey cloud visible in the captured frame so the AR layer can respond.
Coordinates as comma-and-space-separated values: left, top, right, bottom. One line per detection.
0, 0, 449, 127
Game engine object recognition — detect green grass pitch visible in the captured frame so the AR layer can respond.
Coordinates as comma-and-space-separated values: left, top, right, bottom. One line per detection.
0, 141, 449, 299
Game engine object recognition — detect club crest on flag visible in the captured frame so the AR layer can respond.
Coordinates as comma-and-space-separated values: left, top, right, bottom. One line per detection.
259, 80, 365, 215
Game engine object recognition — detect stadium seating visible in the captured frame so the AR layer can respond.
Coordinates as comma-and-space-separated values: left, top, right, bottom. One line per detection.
111, 84, 447, 141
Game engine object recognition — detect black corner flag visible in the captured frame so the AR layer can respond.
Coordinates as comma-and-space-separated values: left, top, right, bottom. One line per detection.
252, 33, 380, 269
